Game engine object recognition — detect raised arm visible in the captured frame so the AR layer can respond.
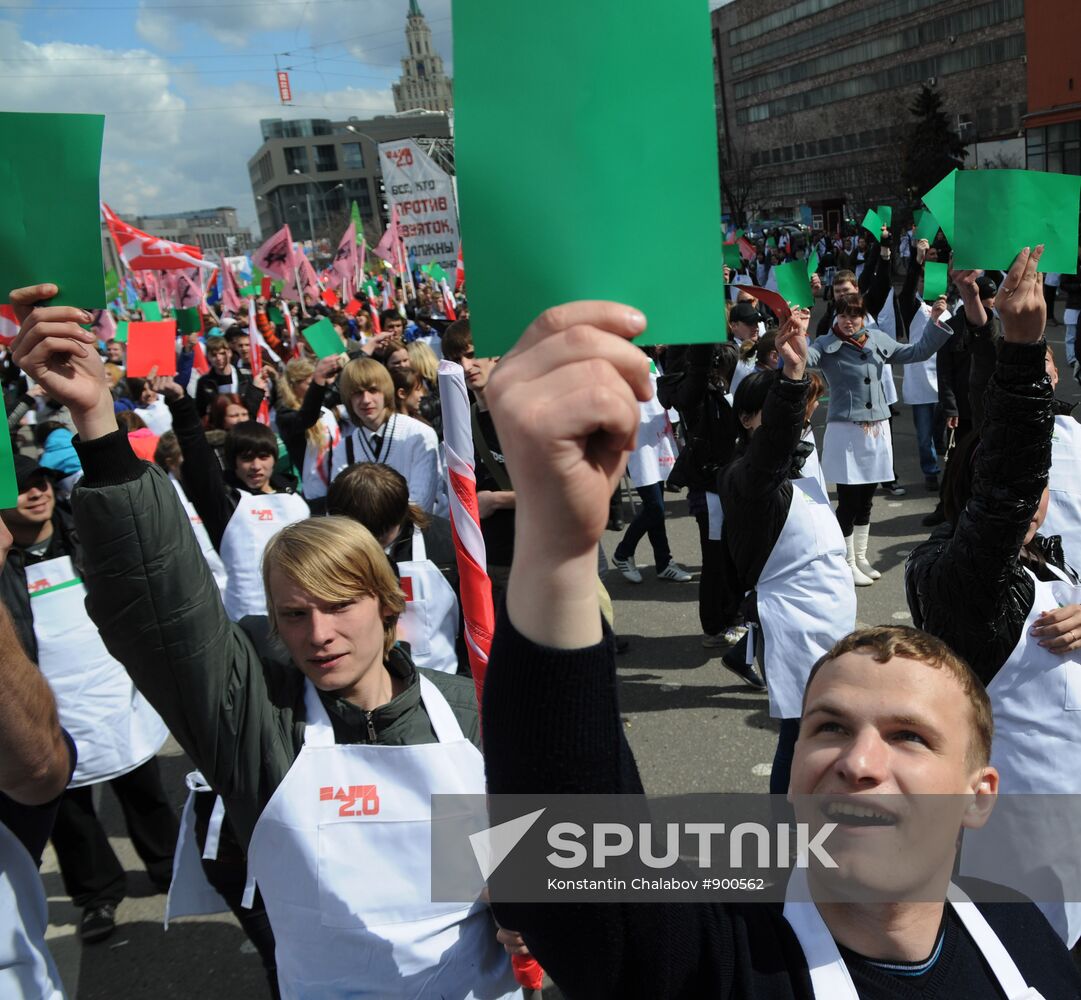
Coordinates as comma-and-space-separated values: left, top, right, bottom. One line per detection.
483, 303, 726, 997
898, 240, 926, 332
8, 284, 276, 821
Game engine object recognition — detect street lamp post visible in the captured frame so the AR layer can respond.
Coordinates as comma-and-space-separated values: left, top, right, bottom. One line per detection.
291, 168, 317, 244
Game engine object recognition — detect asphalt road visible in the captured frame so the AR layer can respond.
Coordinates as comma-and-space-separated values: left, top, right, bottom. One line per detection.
43, 306, 1081, 998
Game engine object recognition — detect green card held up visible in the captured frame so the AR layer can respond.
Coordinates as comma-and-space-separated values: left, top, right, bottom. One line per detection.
923, 261, 948, 300
0, 415, 16, 509
138, 301, 162, 321
267, 305, 284, 325
126, 320, 177, 377
860, 209, 886, 240
774, 260, 814, 309
922, 169, 957, 245
806, 250, 819, 279
876, 206, 893, 228
915, 210, 941, 244
951, 169, 1081, 275
723, 244, 743, 271
113, 321, 129, 344
453, 0, 724, 353
104, 268, 120, 302
173, 306, 201, 335
0, 112, 105, 310
301, 316, 344, 359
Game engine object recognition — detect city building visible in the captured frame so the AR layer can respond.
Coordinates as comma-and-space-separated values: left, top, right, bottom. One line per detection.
247, 112, 452, 243
392, 0, 453, 114
125, 207, 251, 254
712, 0, 1026, 231
1023, 0, 1081, 177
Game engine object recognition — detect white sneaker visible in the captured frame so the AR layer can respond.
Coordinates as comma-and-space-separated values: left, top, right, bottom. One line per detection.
612, 556, 643, 583
658, 560, 692, 582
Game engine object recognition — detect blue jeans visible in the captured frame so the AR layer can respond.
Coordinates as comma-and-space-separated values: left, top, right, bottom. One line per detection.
911, 403, 940, 476
1067, 323, 1078, 366
614, 481, 671, 571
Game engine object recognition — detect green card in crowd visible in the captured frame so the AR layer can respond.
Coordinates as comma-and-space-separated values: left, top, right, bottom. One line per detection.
876, 205, 892, 228
806, 250, 819, 279
774, 260, 814, 309
723, 244, 743, 271
453, 0, 726, 352
173, 306, 201, 335
923, 261, 948, 300
114, 321, 129, 344
861, 209, 886, 240
138, 300, 162, 321
915, 209, 941, 245
302, 316, 344, 359
951, 169, 1081, 275
922, 170, 957, 245
0, 415, 16, 508
0, 111, 105, 310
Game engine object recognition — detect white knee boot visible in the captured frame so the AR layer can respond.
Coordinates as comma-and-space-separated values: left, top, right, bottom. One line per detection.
852, 523, 880, 581
846, 534, 874, 587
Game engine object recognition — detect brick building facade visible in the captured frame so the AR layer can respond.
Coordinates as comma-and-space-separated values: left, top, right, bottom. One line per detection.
712, 0, 1027, 231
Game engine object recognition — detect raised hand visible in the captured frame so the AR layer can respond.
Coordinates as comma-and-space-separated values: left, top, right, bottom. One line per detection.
313, 353, 343, 386
996, 246, 1046, 344
8, 284, 117, 440
487, 302, 650, 648
916, 239, 930, 265
775, 309, 809, 381
149, 374, 185, 402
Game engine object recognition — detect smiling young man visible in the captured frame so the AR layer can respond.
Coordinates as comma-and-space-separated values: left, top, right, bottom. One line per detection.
6, 281, 519, 999
477, 297, 1080, 998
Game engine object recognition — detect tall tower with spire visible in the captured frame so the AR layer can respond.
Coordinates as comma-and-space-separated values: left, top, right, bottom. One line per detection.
392, 0, 453, 114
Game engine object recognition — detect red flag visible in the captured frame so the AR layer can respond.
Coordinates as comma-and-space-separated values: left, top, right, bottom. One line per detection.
101, 203, 211, 271
440, 278, 457, 321
251, 225, 298, 282
247, 300, 273, 425
192, 339, 211, 376
738, 236, 755, 261
1, 304, 20, 346
455, 243, 465, 291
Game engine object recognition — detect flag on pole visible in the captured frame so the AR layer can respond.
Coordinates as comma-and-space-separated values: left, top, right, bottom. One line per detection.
283, 252, 321, 302
220, 259, 243, 315
737, 235, 755, 261
175, 268, 203, 310
247, 299, 274, 425
374, 204, 403, 265
251, 224, 298, 281
333, 222, 358, 289
455, 243, 465, 291
350, 201, 364, 244
101, 203, 212, 271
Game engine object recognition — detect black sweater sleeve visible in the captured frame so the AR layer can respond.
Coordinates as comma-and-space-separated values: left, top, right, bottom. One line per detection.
277, 382, 328, 470
168, 395, 237, 550
483, 607, 733, 999
731, 375, 809, 500
863, 253, 892, 321
899, 253, 922, 333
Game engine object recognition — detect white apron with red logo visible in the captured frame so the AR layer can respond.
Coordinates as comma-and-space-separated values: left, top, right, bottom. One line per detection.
220, 490, 309, 621
396, 528, 459, 674
783, 866, 1045, 998
300, 407, 341, 503
243, 676, 519, 999
169, 475, 228, 594
0, 821, 66, 999
626, 368, 677, 488
1041, 414, 1081, 572
960, 567, 1081, 947
754, 477, 856, 720
26, 555, 168, 788
901, 300, 947, 406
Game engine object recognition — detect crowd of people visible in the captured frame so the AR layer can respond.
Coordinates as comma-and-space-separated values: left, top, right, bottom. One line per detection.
3, 201, 1081, 1000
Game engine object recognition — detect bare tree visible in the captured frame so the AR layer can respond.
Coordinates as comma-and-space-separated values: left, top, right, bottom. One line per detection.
720, 142, 759, 228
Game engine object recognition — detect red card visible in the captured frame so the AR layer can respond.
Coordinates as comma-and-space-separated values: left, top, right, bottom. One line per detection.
126, 321, 178, 376
322, 288, 340, 308
400, 576, 414, 602
261, 276, 271, 298
344, 298, 363, 317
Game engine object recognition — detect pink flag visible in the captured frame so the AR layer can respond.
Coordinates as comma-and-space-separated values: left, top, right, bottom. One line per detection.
373, 205, 402, 266
91, 309, 117, 342
102, 203, 212, 271
175, 268, 203, 309
283, 252, 321, 303
221, 260, 242, 315
251, 225, 298, 281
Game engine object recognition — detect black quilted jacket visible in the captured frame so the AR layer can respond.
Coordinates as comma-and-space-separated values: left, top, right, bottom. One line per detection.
905, 339, 1061, 686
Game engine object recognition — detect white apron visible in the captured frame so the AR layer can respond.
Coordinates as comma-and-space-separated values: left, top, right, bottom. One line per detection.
729, 356, 756, 396
170, 475, 228, 594
901, 301, 947, 406
821, 419, 893, 486
300, 407, 341, 503
396, 528, 459, 674
243, 676, 519, 1000
626, 369, 677, 488
134, 397, 173, 436
1041, 414, 1081, 572
164, 771, 230, 928
783, 866, 1044, 999
799, 427, 828, 499
0, 822, 66, 1000
27, 555, 168, 788
220, 490, 309, 621
755, 477, 856, 719
706, 491, 724, 542
960, 568, 1081, 947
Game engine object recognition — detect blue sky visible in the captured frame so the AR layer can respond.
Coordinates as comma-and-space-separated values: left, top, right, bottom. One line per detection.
3, 0, 723, 235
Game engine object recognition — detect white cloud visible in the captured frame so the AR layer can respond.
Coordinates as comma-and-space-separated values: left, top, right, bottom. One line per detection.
0, 21, 397, 234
